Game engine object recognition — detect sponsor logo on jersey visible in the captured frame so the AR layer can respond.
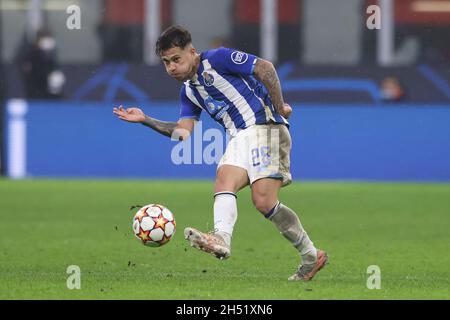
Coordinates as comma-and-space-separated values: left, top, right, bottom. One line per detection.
231, 51, 248, 65
205, 96, 229, 120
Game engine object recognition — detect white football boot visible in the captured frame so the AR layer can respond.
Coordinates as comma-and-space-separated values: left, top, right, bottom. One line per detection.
288, 250, 329, 281
184, 227, 231, 260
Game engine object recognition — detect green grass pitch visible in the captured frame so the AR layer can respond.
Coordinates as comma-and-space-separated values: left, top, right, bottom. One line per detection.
0, 179, 449, 299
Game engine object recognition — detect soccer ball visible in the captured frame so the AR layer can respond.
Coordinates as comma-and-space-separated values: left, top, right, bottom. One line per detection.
132, 204, 176, 247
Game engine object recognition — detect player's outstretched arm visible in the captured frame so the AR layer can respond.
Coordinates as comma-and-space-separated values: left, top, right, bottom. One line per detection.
253, 59, 292, 119
113, 106, 195, 141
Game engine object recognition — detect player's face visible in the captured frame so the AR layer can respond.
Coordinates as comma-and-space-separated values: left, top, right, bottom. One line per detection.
161, 46, 197, 82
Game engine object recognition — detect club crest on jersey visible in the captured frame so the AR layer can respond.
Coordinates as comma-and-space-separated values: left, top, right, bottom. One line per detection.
202, 72, 215, 86
231, 51, 248, 65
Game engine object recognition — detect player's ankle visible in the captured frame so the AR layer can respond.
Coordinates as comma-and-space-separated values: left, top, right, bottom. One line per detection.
300, 247, 317, 265
215, 231, 232, 247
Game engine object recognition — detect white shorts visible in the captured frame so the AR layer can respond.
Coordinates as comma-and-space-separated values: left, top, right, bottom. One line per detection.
217, 123, 292, 186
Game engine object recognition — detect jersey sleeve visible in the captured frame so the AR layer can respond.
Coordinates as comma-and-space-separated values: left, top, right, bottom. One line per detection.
179, 85, 202, 121
208, 47, 258, 76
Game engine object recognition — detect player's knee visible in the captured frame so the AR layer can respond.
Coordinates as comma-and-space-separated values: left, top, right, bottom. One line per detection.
252, 194, 275, 214
214, 171, 248, 193
214, 178, 233, 193
214, 180, 223, 193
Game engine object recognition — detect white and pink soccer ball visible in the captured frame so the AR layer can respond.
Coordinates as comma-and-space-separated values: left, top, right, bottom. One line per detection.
132, 204, 176, 247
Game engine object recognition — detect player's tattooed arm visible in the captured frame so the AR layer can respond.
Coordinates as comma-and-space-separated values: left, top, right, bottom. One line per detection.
142, 116, 195, 141
141, 116, 178, 138
253, 59, 284, 108
253, 59, 292, 119
113, 106, 194, 140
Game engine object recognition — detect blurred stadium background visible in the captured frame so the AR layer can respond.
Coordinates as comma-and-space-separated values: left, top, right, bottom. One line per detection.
0, 0, 449, 181
1, 0, 450, 300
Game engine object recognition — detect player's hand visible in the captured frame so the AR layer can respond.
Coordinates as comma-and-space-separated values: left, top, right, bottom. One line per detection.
113, 106, 146, 123
279, 103, 292, 119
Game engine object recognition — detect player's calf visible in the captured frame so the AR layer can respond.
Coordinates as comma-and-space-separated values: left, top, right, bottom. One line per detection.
263, 201, 329, 280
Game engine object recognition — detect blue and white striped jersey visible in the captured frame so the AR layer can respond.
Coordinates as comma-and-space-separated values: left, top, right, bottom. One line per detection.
179, 47, 288, 136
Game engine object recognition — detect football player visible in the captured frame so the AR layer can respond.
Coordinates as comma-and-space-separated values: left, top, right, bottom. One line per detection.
114, 26, 327, 281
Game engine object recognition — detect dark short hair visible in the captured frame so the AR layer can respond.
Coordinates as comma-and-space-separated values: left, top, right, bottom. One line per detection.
155, 26, 192, 56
